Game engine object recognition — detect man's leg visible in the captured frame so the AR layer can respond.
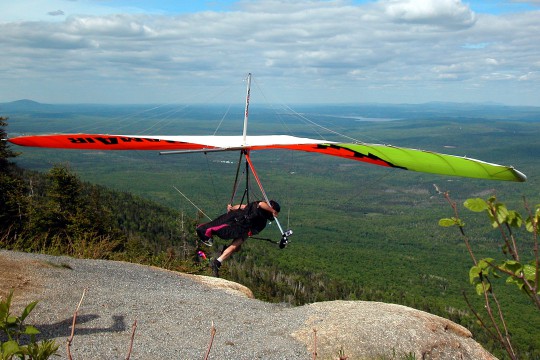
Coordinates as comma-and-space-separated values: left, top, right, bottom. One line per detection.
211, 238, 244, 277
218, 238, 243, 262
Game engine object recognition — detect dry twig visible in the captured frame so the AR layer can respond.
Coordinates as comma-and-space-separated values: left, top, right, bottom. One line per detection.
125, 320, 137, 360
67, 288, 87, 360
312, 328, 318, 360
203, 321, 216, 360
337, 345, 349, 359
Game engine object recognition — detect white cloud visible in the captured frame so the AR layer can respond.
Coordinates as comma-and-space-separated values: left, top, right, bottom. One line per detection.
519, 72, 539, 81
0, 0, 539, 105
381, 0, 476, 29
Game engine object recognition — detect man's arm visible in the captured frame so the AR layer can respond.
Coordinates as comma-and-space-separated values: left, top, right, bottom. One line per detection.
258, 201, 278, 218
227, 203, 247, 212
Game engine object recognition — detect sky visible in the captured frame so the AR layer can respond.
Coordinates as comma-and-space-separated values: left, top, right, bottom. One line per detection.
1, 0, 539, 105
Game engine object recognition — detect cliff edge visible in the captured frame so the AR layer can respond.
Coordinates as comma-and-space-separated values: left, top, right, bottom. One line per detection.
0, 250, 495, 359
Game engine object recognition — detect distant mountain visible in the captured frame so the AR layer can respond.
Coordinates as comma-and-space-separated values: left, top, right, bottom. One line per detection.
1, 99, 539, 121
11, 99, 41, 105
0, 99, 52, 112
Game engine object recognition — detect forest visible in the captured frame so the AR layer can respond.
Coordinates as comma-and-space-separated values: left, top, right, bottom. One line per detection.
1, 100, 540, 359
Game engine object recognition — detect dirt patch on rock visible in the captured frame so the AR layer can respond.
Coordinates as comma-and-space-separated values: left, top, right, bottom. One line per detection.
0, 253, 46, 308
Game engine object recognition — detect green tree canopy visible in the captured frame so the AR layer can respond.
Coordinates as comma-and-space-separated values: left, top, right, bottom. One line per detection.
0, 117, 18, 170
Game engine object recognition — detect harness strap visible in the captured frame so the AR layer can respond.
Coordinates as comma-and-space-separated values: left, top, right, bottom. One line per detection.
229, 150, 245, 204
229, 150, 251, 207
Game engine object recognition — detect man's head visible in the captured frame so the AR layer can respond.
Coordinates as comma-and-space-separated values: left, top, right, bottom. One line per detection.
262, 200, 280, 221
270, 200, 280, 213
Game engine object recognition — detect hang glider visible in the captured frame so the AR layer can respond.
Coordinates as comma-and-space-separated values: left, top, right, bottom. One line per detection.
6, 72, 526, 184
8, 133, 527, 182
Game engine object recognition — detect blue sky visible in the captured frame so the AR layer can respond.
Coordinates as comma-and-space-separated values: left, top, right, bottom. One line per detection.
68, 0, 540, 14
5, 0, 537, 19
1, 0, 539, 105
22, 0, 537, 16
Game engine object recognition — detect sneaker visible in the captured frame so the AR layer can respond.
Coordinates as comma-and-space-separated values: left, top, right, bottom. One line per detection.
211, 259, 221, 277
200, 237, 213, 247
196, 227, 213, 246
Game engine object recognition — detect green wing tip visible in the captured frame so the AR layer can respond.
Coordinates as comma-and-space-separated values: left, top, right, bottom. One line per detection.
513, 168, 527, 182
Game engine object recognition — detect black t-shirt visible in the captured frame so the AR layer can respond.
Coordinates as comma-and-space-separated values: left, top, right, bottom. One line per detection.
240, 201, 273, 235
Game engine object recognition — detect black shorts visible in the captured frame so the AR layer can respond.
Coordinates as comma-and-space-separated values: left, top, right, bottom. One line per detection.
197, 212, 249, 241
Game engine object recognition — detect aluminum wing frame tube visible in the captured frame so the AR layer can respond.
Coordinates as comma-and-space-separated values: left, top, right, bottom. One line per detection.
242, 73, 251, 147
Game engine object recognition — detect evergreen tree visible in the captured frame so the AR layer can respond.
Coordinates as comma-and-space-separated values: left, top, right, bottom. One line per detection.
0, 173, 28, 239
0, 117, 28, 240
47, 164, 82, 232
30, 164, 128, 253
0, 117, 18, 170
26, 165, 109, 241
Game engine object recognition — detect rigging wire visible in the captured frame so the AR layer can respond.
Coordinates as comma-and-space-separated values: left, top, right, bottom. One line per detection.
251, 76, 383, 146
252, 76, 393, 147
59, 104, 174, 134
252, 78, 297, 137
204, 152, 220, 207
213, 103, 232, 136
58, 82, 240, 137
249, 77, 403, 220
172, 185, 212, 221
280, 103, 362, 143
145, 80, 240, 137
136, 105, 193, 134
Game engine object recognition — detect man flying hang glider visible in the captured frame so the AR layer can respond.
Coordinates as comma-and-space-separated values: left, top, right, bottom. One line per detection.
197, 200, 280, 277
5, 73, 527, 278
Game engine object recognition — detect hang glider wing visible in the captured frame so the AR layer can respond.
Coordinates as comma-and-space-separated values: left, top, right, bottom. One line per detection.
264, 142, 526, 182
8, 133, 526, 182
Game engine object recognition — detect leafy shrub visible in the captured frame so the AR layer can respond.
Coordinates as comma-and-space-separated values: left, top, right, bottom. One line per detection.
439, 194, 539, 359
0, 290, 59, 360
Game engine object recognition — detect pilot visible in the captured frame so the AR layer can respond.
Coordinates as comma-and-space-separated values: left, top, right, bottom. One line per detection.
196, 200, 280, 277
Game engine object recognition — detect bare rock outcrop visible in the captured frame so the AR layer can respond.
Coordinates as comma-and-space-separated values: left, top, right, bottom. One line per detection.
0, 251, 495, 359
293, 301, 495, 359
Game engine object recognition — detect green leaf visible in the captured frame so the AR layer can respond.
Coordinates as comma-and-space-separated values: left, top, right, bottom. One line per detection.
475, 282, 489, 295
464, 198, 488, 212
493, 203, 509, 225
506, 210, 523, 228
506, 276, 525, 290
478, 258, 494, 271
439, 218, 456, 227
25, 339, 60, 359
0, 290, 13, 320
0, 305, 7, 321
523, 264, 536, 282
525, 210, 539, 232
1, 340, 21, 356
23, 325, 40, 336
487, 195, 497, 203
6, 316, 18, 325
525, 217, 535, 232
500, 260, 522, 275
469, 265, 481, 283
20, 301, 38, 322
